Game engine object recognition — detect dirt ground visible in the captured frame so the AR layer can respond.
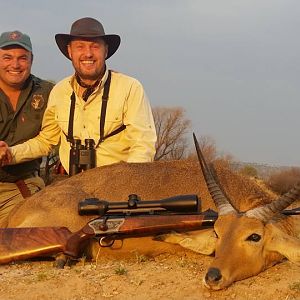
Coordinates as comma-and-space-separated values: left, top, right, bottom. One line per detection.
0, 249, 299, 300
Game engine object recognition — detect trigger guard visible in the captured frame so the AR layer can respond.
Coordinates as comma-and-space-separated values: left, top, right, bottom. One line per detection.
99, 236, 115, 247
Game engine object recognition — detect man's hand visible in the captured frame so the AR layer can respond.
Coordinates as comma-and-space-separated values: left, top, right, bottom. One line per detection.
0, 141, 12, 167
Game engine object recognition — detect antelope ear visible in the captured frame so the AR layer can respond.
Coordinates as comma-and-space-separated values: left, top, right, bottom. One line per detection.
154, 228, 216, 255
266, 225, 300, 264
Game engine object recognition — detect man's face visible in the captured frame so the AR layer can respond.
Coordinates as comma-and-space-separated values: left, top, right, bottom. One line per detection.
68, 38, 108, 84
0, 46, 32, 89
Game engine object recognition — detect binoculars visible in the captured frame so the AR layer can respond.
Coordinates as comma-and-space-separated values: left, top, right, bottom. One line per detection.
69, 138, 96, 176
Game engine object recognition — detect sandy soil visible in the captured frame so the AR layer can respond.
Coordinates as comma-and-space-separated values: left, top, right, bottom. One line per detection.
0, 249, 299, 300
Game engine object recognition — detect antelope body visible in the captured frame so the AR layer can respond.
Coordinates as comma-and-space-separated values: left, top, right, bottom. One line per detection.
5, 158, 300, 290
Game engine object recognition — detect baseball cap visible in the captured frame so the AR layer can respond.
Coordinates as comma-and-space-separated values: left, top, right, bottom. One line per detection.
0, 31, 32, 52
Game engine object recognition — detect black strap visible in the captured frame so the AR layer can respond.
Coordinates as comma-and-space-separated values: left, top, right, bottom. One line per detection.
103, 124, 126, 140
67, 92, 76, 142
95, 70, 126, 147
95, 124, 126, 148
99, 70, 111, 143
67, 70, 126, 147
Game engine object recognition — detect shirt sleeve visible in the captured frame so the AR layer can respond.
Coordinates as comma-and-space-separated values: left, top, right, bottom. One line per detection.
123, 80, 157, 162
11, 98, 61, 164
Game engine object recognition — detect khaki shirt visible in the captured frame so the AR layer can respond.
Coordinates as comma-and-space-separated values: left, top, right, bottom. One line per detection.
11, 70, 157, 173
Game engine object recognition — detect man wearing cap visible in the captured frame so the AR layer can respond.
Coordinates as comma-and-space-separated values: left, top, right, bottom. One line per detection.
0, 30, 53, 225
0, 17, 156, 176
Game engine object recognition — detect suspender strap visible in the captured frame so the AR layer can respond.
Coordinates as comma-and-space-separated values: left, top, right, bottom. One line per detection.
67, 92, 76, 142
99, 70, 111, 143
103, 124, 126, 140
95, 124, 126, 148
95, 70, 126, 148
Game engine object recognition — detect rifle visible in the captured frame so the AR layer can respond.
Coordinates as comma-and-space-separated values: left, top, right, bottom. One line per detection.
0, 194, 299, 265
0, 194, 214, 265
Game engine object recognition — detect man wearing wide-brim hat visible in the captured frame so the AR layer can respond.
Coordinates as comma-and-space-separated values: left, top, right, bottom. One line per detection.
5, 17, 157, 174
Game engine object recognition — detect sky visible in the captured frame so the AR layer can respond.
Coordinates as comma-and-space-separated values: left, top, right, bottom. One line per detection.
1, 0, 300, 167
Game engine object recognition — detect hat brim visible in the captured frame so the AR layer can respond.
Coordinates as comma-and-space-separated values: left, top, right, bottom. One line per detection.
0, 41, 32, 52
55, 34, 120, 60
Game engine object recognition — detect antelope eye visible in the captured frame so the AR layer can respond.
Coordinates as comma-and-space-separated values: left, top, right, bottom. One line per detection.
246, 233, 261, 242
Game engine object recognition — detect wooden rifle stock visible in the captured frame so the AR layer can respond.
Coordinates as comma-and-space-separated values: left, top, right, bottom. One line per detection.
0, 224, 95, 264
0, 210, 217, 264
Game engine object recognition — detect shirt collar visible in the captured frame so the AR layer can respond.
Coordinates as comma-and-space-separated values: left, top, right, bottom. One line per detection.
69, 68, 109, 98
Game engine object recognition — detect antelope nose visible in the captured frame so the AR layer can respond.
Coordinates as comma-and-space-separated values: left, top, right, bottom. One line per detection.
205, 267, 222, 283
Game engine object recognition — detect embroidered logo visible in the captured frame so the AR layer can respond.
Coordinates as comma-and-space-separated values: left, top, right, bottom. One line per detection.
31, 94, 45, 110
9, 31, 22, 41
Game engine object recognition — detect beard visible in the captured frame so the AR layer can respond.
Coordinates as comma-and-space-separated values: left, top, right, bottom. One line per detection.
72, 62, 105, 84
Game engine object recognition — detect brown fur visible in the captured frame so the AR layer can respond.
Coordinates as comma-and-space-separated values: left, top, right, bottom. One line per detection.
7, 160, 272, 229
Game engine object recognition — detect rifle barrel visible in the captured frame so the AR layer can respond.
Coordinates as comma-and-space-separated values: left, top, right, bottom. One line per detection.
88, 210, 218, 238
282, 208, 300, 215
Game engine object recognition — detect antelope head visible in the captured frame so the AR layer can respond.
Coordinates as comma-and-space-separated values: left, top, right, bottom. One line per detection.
193, 133, 300, 290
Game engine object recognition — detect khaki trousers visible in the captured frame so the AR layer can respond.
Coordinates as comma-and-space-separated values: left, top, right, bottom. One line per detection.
0, 176, 45, 226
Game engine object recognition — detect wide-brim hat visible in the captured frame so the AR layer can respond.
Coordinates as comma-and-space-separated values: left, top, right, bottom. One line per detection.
55, 17, 121, 60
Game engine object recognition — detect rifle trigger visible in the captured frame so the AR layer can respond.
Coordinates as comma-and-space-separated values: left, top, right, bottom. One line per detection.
99, 236, 115, 247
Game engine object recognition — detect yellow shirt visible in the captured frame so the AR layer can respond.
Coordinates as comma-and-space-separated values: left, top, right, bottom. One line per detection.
11, 69, 157, 173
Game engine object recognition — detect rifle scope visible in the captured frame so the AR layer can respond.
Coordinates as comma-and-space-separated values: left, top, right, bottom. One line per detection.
78, 194, 201, 216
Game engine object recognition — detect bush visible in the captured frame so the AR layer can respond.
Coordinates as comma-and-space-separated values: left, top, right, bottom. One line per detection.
267, 167, 300, 195
239, 165, 258, 178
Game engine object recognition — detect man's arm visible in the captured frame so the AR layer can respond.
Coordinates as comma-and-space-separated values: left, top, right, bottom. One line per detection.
10, 100, 61, 164
123, 80, 157, 162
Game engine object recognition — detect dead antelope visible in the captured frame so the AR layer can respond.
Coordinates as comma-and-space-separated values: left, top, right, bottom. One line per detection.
5, 140, 300, 290
162, 134, 300, 290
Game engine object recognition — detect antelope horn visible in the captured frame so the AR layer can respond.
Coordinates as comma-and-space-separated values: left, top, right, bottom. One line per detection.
193, 133, 236, 215
246, 182, 300, 222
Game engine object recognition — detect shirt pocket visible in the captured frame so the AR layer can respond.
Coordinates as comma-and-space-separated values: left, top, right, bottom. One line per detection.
22, 109, 44, 137
55, 105, 78, 135
104, 109, 124, 137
